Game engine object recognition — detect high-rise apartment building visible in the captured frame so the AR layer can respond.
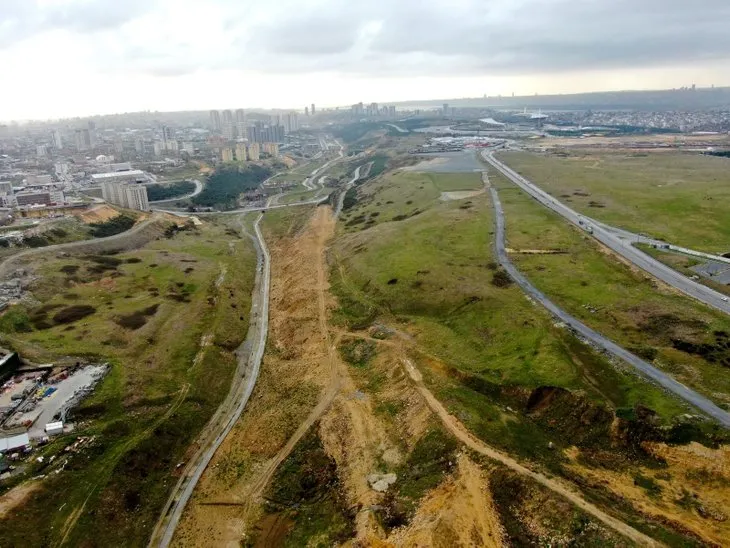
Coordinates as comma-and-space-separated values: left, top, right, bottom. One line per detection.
235, 143, 248, 162
305, 106, 309, 116
51, 130, 63, 149
247, 143, 260, 161
284, 112, 299, 134
101, 181, 149, 211
235, 109, 247, 136
161, 126, 175, 150
311, 103, 316, 115
221, 110, 236, 139
262, 143, 279, 157
210, 110, 222, 131
221, 148, 234, 162
74, 129, 92, 152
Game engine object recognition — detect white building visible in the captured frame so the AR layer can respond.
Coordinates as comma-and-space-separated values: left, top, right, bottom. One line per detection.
101, 181, 149, 211
91, 170, 147, 186
109, 162, 132, 172
55, 163, 70, 178
26, 175, 53, 186
0, 182, 15, 208
51, 129, 63, 149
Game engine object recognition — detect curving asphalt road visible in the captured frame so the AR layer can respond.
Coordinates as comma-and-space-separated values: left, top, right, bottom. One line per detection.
149, 211, 271, 548
0, 216, 160, 279
483, 150, 730, 315
334, 165, 364, 218
489, 185, 730, 428
149, 179, 203, 204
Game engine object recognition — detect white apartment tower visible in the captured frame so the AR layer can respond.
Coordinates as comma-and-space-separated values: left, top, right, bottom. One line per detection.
101, 181, 150, 211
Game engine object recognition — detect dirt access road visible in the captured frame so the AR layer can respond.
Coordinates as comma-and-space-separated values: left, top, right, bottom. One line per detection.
401, 357, 660, 547
244, 205, 342, 503
169, 205, 343, 546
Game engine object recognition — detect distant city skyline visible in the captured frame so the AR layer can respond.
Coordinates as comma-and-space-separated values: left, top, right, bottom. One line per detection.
2, 0, 730, 121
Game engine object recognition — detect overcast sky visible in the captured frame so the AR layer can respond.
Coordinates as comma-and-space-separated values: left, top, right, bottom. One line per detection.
2, 0, 730, 121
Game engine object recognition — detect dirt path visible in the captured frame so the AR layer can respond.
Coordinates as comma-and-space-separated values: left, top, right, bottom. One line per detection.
246, 207, 342, 500
0, 482, 41, 520
400, 358, 661, 547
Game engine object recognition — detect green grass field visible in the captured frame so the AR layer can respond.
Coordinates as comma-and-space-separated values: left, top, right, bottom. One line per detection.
0, 216, 257, 546
497, 150, 730, 253
492, 169, 730, 408
329, 166, 707, 470
0, 217, 104, 260
338, 170, 482, 233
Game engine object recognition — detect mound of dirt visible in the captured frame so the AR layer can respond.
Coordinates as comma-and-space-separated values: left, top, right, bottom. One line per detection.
75, 205, 120, 224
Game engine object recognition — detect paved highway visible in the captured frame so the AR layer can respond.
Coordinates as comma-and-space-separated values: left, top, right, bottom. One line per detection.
149, 211, 272, 548
490, 185, 730, 427
149, 179, 203, 204
0, 216, 160, 279
482, 150, 730, 315
334, 165, 364, 218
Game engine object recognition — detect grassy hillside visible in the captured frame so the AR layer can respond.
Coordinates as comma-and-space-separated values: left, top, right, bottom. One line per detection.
328, 162, 730, 545
0, 216, 257, 546
495, 170, 730, 407
498, 149, 730, 253
331, 168, 695, 438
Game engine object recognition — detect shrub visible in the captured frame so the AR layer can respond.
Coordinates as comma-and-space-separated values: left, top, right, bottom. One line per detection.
89, 215, 136, 238
24, 235, 50, 248
339, 339, 376, 367
114, 304, 159, 330
0, 307, 32, 333
52, 305, 96, 324
491, 269, 513, 288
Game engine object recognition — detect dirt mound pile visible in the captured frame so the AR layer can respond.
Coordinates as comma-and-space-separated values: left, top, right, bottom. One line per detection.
387, 455, 505, 547
75, 205, 120, 224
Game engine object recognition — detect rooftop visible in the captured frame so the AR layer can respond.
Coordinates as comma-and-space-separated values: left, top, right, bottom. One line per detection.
91, 170, 145, 180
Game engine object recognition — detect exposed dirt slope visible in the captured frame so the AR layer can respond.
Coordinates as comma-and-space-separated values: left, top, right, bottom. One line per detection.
400, 356, 660, 547
172, 207, 336, 546
386, 454, 505, 547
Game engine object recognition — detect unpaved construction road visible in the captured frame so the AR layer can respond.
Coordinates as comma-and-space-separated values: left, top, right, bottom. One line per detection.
400, 358, 661, 547
244, 206, 343, 503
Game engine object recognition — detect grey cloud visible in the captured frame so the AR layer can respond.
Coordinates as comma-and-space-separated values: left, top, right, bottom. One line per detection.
365, 0, 730, 72
245, 13, 364, 55
205, 0, 730, 77
9, 0, 730, 79
0, 0, 154, 48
